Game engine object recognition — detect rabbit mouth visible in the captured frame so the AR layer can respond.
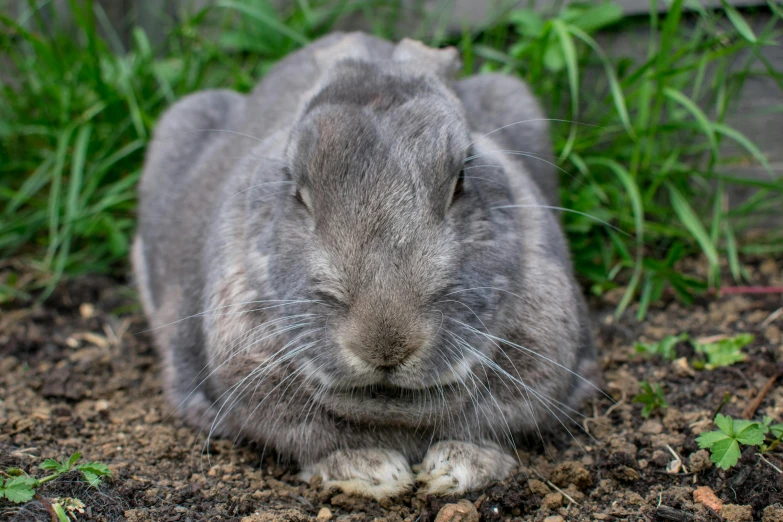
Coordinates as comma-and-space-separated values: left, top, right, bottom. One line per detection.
335, 382, 455, 401
315, 378, 479, 423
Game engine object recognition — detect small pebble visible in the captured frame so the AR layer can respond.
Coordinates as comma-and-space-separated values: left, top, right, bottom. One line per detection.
688, 449, 712, 473
544, 516, 565, 522
317, 507, 333, 520
639, 419, 663, 435
527, 479, 550, 496
541, 492, 563, 510
434, 499, 479, 522
693, 485, 722, 512
763, 505, 783, 522
79, 302, 95, 318
722, 504, 753, 522
672, 357, 696, 377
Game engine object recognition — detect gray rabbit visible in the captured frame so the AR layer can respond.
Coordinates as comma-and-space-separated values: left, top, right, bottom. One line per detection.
132, 32, 598, 499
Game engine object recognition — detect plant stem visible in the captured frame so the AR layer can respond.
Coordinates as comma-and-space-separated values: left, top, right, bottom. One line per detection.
37, 472, 62, 485
711, 392, 731, 419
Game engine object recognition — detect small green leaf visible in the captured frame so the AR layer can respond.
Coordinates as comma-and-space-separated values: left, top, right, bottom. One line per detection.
714, 413, 734, 435
76, 462, 111, 476
66, 452, 82, 471
80, 471, 101, 487
697, 430, 731, 448
698, 414, 765, 469
40, 459, 64, 471
710, 437, 742, 470
0, 476, 37, 503
694, 334, 753, 370
735, 422, 766, 446
635, 333, 688, 360
77, 461, 111, 487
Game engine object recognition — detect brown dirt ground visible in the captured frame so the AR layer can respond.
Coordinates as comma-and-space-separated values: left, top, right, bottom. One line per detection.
1, 258, 782, 522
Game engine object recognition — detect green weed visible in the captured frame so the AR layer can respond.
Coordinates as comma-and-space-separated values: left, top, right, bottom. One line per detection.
0, 452, 110, 511
634, 331, 753, 369
635, 333, 689, 360
633, 381, 668, 418
692, 332, 754, 370
696, 413, 783, 470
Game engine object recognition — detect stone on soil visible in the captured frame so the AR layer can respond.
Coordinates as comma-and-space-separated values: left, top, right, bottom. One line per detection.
722, 504, 753, 522
433, 499, 480, 522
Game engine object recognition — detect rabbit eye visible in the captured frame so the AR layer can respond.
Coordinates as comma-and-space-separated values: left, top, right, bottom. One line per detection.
294, 186, 313, 212
448, 170, 464, 209
314, 289, 346, 308
453, 170, 464, 200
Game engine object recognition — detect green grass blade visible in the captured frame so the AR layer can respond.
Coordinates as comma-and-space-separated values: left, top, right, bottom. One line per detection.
663, 87, 718, 159
666, 183, 720, 286
724, 224, 742, 282
713, 122, 774, 176
551, 19, 579, 161
216, 0, 310, 46
567, 25, 635, 139
44, 127, 74, 267
719, 0, 757, 43
585, 157, 645, 317
4, 155, 55, 216
66, 125, 92, 227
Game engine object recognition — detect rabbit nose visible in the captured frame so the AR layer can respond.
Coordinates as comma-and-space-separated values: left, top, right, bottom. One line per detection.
348, 335, 419, 369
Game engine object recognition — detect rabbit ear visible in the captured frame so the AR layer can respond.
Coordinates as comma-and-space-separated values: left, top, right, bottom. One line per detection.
392, 38, 461, 78
313, 33, 372, 72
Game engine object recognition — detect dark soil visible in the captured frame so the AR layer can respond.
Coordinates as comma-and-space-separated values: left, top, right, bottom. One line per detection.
1, 258, 782, 521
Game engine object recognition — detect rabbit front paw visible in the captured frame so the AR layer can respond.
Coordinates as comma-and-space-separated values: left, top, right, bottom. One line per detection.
416, 441, 517, 495
299, 448, 414, 500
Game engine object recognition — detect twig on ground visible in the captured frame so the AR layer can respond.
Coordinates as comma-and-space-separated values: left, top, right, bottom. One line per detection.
34, 494, 57, 522
665, 444, 689, 474
729, 368, 754, 392
545, 480, 580, 506
761, 307, 782, 328
758, 454, 783, 474
655, 505, 694, 521
705, 505, 724, 521
604, 385, 626, 417
742, 370, 783, 419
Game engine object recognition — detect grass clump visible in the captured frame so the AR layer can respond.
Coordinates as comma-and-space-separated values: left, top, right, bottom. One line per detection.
633, 381, 668, 418
0, 0, 351, 300
1, 0, 781, 314
467, 0, 783, 318
635, 333, 689, 360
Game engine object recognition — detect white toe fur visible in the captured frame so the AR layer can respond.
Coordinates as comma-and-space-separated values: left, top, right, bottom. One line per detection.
299, 448, 414, 500
417, 441, 517, 495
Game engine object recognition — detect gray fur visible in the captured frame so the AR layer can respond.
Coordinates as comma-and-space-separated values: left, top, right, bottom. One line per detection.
132, 32, 598, 495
